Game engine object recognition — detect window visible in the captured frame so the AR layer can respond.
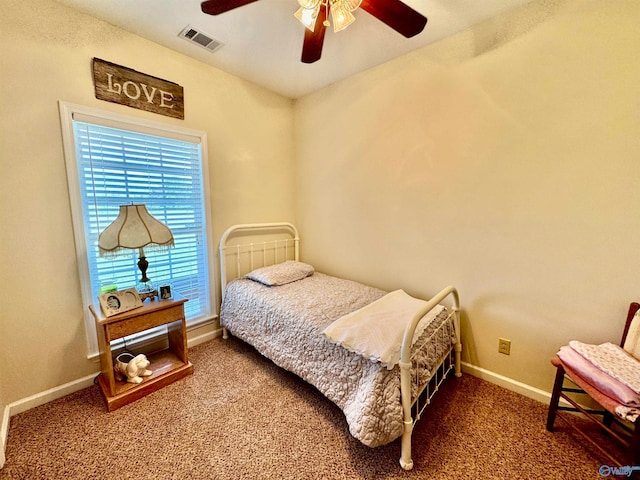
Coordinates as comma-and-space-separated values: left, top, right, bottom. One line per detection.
60, 102, 214, 357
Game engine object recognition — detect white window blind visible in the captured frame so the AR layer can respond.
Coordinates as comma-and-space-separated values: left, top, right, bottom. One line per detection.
72, 120, 211, 323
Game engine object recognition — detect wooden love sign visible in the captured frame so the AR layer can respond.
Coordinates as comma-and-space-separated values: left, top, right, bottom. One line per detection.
92, 58, 184, 119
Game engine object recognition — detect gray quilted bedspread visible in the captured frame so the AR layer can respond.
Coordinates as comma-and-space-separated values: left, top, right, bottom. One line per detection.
220, 272, 451, 447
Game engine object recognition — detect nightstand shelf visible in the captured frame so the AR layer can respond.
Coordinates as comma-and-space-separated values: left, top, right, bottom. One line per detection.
90, 293, 193, 411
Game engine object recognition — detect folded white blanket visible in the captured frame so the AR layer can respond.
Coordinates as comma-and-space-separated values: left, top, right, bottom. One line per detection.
322, 289, 445, 369
569, 341, 640, 394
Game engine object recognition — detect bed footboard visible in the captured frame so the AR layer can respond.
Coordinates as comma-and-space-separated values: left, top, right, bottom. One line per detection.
398, 286, 461, 470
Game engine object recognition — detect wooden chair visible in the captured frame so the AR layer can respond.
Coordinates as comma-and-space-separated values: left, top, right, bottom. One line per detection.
546, 302, 640, 467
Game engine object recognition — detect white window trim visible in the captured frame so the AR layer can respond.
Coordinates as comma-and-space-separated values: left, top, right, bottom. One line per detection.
58, 101, 216, 359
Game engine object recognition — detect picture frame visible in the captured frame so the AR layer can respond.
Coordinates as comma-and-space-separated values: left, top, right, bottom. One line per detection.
159, 284, 173, 301
98, 287, 143, 317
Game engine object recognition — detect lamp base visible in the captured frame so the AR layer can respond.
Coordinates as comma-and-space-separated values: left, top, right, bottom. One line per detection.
136, 280, 158, 301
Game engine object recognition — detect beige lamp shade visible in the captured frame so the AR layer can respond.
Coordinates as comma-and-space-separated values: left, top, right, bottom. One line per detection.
98, 204, 174, 257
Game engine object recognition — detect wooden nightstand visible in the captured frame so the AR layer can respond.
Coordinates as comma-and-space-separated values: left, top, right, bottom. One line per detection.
89, 293, 193, 411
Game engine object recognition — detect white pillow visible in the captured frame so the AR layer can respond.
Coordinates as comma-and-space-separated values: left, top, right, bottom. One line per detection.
245, 260, 314, 286
623, 310, 640, 360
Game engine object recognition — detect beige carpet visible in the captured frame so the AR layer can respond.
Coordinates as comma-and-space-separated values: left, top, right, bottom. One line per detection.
0, 337, 628, 479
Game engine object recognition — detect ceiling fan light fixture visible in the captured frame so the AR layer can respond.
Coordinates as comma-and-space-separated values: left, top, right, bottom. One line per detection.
294, 5, 321, 31
296, 0, 360, 33
202, 0, 428, 65
297, 0, 321, 8
331, 3, 355, 32
343, 0, 362, 11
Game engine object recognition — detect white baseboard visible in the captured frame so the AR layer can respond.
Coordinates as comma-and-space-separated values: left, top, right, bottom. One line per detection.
1, 346, 545, 471
8, 373, 99, 418
1, 404, 8, 469
461, 362, 553, 405
4, 326, 222, 418
0, 326, 224, 469
187, 326, 223, 348
0, 372, 97, 471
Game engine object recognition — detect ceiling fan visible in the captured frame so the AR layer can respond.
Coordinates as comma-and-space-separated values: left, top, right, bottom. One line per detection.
200, 0, 427, 64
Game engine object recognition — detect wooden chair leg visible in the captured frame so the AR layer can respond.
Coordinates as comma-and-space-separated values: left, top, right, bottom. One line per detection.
547, 365, 566, 432
601, 411, 616, 439
603, 411, 614, 428
632, 424, 639, 465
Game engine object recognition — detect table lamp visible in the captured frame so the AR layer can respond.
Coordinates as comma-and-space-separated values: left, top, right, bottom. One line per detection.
98, 204, 174, 299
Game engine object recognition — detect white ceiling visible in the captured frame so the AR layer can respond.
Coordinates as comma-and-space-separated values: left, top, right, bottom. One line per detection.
55, 0, 533, 98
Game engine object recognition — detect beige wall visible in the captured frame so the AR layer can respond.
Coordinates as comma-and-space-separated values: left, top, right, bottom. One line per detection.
293, 0, 640, 391
1, 0, 638, 413
0, 0, 294, 403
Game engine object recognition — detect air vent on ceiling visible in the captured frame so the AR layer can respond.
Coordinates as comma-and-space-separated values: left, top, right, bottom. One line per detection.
178, 25, 223, 53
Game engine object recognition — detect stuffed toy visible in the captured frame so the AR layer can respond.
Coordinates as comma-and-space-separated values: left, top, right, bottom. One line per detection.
114, 353, 153, 384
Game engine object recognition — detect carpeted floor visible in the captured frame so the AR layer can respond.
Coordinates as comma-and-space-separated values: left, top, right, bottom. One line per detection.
0, 337, 629, 479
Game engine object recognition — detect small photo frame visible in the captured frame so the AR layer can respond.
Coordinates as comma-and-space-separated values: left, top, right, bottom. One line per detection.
159, 284, 173, 301
98, 287, 143, 317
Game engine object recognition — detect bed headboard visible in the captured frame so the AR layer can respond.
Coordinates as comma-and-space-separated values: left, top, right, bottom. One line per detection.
219, 223, 300, 298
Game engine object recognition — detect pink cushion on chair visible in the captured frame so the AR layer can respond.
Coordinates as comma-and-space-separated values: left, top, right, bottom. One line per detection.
552, 356, 636, 422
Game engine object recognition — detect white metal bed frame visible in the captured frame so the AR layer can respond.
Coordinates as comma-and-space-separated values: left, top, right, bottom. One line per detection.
219, 222, 462, 470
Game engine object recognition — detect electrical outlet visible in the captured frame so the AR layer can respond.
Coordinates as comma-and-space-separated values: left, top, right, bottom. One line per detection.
498, 338, 511, 355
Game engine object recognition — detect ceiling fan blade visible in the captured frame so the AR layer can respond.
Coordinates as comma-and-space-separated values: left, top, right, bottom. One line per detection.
201, 0, 260, 15
301, 7, 328, 64
360, 0, 427, 38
